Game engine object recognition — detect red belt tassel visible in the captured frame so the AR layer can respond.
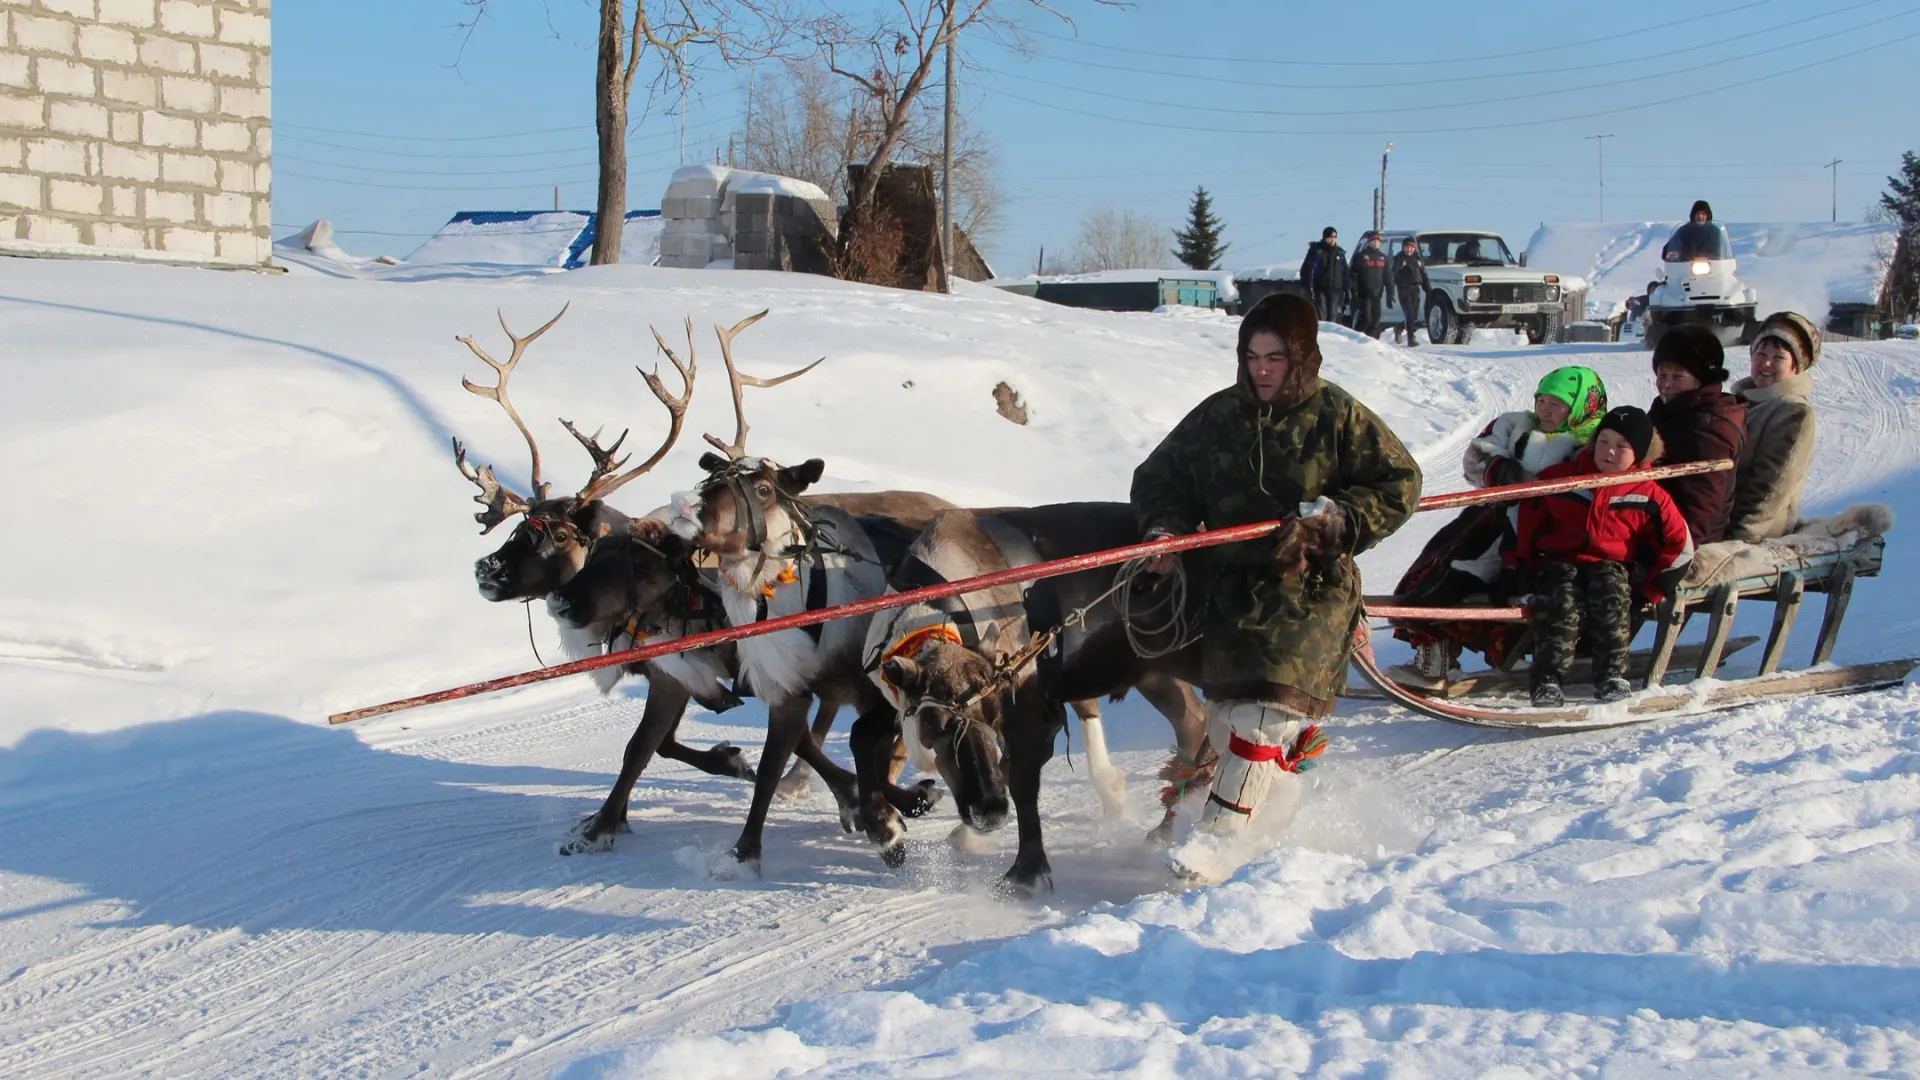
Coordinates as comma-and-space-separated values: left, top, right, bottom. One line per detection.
1227, 724, 1328, 774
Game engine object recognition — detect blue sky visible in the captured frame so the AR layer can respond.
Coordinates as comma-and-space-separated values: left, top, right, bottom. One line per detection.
274, 0, 1920, 270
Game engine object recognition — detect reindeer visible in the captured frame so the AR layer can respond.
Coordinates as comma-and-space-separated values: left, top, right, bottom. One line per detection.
450, 307, 764, 794
868, 502, 1207, 893
668, 313, 951, 870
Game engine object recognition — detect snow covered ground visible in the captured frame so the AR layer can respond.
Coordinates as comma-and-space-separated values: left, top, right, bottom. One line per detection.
2, 254, 1918, 1077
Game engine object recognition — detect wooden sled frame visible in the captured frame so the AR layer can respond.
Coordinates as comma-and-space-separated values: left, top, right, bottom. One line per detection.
1352, 536, 1918, 731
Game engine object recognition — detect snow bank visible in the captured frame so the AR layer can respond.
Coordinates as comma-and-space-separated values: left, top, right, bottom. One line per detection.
0, 262, 1469, 742
1524, 220, 1898, 319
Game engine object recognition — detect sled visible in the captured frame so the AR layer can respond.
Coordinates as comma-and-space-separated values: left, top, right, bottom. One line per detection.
1350, 535, 1919, 731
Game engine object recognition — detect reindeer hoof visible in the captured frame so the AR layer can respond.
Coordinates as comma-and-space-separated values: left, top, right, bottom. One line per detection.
998, 864, 1054, 898
1142, 818, 1176, 850
560, 816, 619, 856
715, 743, 755, 782
879, 839, 908, 869
774, 771, 815, 803
902, 778, 944, 818
729, 844, 762, 873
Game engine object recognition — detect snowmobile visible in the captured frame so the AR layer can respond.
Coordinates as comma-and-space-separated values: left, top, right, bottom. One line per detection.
1644, 220, 1758, 350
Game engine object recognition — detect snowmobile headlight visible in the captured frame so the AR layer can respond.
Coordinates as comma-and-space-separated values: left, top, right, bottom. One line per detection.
1690, 259, 1712, 276
1464, 286, 1480, 301
1547, 285, 1561, 301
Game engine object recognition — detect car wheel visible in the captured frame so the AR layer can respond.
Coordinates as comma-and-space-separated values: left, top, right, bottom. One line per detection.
1426, 298, 1458, 345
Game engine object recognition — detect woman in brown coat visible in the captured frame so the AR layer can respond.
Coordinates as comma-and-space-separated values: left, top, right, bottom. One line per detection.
1648, 325, 1747, 544
1728, 312, 1819, 541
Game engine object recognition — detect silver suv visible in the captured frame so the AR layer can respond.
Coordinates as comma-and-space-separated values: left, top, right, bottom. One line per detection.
1382, 230, 1566, 345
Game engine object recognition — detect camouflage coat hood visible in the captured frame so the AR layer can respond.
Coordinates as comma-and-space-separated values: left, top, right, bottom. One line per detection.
1234, 292, 1325, 411
1131, 332, 1422, 713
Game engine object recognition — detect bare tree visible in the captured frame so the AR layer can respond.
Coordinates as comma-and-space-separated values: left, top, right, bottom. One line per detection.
734, 60, 1005, 243
810, 1, 1103, 232
1068, 206, 1165, 272
459, 2, 788, 265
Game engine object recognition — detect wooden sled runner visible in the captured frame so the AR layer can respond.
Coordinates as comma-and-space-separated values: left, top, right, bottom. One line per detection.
1351, 535, 1919, 732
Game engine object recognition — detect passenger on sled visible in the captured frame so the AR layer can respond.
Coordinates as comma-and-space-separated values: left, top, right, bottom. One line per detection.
1388, 365, 1608, 688
1509, 406, 1694, 707
1729, 311, 1820, 542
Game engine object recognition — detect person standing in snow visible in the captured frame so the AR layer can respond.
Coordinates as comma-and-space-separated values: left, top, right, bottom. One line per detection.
1348, 232, 1391, 338
1728, 311, 1820, 541
1131, 292, 1421, 880
1649, 325, 1747, 544
1510, 405, 1694, 707
1390, 236, 1430, 345
1299, 227, 1349, 323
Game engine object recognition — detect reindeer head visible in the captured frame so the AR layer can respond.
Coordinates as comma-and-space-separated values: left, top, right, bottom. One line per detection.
661, 310, 825, 560
883, 639, 1011, 832
454, 307, 697, 604
547, 519, 698, 638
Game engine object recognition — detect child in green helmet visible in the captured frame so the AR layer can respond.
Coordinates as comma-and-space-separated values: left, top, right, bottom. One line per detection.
1389, 365, 1610, 689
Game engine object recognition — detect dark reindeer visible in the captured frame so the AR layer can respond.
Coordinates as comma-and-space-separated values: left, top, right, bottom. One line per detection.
449, 307, 762, 793
668, 314, 949, 870
868, 502, 1207, 893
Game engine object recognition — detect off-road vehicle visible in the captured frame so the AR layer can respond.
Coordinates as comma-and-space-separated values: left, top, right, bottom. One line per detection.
1382, 229, 1566, 345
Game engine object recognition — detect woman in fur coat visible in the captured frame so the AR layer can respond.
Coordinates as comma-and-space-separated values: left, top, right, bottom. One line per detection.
1728, 311, 1819, 542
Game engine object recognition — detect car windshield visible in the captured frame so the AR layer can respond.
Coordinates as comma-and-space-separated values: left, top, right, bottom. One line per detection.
1420, 234, 1515, 265
1662, 221, 1733, 261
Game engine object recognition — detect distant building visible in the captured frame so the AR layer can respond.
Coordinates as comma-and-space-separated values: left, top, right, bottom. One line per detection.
0, 0, 272, 268
991, 268, 1237, 312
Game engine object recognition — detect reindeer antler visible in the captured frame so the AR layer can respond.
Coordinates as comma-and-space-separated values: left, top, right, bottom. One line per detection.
453, 437, 534, 533
456, 304, 570, 503
701, 309, 823, 460
575, 316, 698, 503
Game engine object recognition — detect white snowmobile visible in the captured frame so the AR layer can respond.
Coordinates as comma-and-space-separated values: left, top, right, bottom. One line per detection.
1644, 220, 1758, 349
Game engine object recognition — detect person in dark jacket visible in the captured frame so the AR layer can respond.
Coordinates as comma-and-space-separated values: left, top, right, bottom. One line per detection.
1299, 226, 1348, 323
1349, 232, 1390, 338
1389, 236, 1430, 345
1648, 325, 1747, 543
1132, 292, 1420, 879
1510, 405, 1694, 707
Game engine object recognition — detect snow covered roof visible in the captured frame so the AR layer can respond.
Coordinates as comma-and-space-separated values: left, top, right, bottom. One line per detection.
986, 267, 1240, 301
403, 210, 662, 269
1524, 220, 1898, 317
665, 163, 829, 205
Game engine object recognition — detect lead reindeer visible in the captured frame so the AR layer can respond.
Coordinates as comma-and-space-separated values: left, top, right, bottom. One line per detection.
671, 311, 945, 870
451, 306, 920, 856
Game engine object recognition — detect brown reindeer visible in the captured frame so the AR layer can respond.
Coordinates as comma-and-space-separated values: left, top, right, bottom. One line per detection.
869, 503, 1207, 893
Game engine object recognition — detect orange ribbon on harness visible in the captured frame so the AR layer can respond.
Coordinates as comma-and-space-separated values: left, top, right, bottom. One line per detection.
878, 624, 966, 692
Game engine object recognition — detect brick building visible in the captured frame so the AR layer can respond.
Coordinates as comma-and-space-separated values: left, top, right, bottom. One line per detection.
0, 0, 270, 268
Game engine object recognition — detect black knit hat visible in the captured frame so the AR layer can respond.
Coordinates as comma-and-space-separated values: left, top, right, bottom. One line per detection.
1691, 199, 1713, 220
1323, 226, 1338, 239
1596, 405, 1655, 464
1652, 324, 1730, 385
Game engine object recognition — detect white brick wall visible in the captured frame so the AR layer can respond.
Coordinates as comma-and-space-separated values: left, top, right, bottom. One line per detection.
0, 0, 271, 267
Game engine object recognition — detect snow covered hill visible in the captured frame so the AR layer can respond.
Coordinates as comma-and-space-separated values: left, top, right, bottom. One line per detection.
3, 256, 1919, 1077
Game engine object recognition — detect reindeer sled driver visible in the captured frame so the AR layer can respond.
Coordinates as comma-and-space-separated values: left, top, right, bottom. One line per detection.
331, 295, 1914, 891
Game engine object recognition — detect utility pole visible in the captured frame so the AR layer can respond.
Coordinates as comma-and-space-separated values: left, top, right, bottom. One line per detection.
1379, 141, 1392, 232
1037, 244, 1044, 275
1826, 158, 1843, 222
554, 186, 560, 212
1372, 188, 1380, 233
940, 3, 956, 291
1585, 134, 1614, 219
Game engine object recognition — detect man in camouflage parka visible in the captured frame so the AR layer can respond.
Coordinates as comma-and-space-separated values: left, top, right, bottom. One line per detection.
1132, 292, 1421, 851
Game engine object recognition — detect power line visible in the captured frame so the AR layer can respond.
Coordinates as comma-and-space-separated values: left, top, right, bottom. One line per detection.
981, 6, 1920, 122
978, 28, 1920, 137
1024, 0, 1781, 68
274, 86, 744, 143
275, 167, 599, 192
1023, 0, 1890, 93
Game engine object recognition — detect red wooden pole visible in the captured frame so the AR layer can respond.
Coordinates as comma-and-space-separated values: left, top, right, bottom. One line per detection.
329, 459, 1729, 725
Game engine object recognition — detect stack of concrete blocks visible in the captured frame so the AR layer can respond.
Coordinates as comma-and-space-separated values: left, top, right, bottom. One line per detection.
0, 0, 273, 268
729, 176, 835, 274
656, 164, 836, 272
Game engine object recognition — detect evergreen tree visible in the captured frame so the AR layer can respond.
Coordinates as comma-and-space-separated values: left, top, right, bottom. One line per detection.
1172, 186, 1229, 270
1882, 151, 1920, 319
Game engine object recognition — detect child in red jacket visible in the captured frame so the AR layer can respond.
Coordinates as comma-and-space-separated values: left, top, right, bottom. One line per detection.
1512, 406, 1695, 707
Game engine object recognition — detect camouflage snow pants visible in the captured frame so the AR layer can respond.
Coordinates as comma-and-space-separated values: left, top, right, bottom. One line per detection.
1530, 558, 1631, 687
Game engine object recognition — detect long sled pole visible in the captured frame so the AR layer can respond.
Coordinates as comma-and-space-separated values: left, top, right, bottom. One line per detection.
329, 459, 1731, 725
